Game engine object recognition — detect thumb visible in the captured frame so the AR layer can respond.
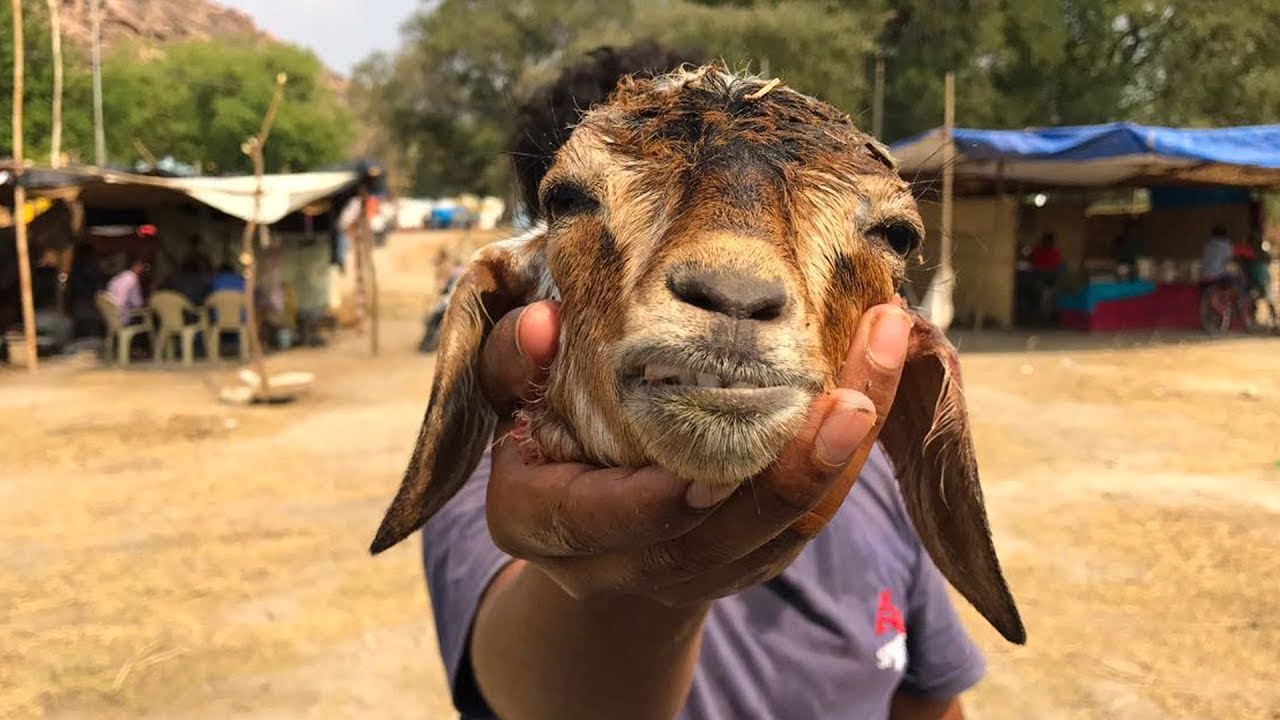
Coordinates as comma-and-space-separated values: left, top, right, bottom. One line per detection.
788, 304, 912, 536
479, 300, 561, 414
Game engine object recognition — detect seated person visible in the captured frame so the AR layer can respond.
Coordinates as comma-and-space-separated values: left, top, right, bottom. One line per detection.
105, 254, 148, 325
1200, 225, 1241, 293
209, 263, 246, 294
159, 259, 210, 306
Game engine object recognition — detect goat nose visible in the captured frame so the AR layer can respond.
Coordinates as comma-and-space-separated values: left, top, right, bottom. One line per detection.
666, 264, 789, 321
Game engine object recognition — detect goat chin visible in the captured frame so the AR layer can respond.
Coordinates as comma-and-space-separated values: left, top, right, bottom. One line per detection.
622, 386, 812, 485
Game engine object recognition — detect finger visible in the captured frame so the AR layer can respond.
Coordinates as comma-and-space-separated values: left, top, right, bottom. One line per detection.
485, 432, 711, 559
579, 392, 878, 592
837, 303, 912, 418
479, 300, 561, 414
651, 531, 807, 606
791, 303, 912, 535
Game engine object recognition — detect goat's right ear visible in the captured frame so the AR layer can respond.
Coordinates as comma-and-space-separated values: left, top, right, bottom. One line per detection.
879, 314, 1027, 644
369, 241, 543, 554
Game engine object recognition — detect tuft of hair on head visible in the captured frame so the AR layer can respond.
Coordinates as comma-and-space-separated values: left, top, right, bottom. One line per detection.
508, 40, 707, 218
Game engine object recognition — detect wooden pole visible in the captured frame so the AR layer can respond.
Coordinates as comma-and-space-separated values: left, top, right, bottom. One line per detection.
917, 70, 958, 332
872, 54, 885, 139
359, 188, 380, 357
238, 73, 287, 399
46, 0, 63, 166
11, 0, 38, 371
941, 71, 955, 280
91, 0, 105, 166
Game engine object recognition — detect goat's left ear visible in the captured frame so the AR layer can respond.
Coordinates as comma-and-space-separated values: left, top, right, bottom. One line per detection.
369, 239, 545, 555
879, 315, 1027, 644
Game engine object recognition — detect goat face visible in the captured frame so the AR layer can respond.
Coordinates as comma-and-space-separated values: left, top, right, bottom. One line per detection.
532, 68, 922, 486
371, 67, 1026, 645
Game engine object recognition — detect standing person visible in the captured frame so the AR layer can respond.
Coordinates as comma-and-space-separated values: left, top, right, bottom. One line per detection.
105, 253, 148, 325
1200, 225, 1239, 293
1241, 236, 1276, 327
1029, 233, 1063, 325
417, 43, 991, 720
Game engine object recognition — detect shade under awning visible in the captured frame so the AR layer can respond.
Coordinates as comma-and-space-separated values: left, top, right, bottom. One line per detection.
3, 166, 361, 225
890, 122, 1280, 189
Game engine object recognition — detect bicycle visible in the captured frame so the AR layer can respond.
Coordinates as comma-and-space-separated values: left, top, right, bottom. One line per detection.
1199, 278, 1257, 335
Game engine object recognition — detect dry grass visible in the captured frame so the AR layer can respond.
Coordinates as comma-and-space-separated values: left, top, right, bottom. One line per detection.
1, 229, 1277, 719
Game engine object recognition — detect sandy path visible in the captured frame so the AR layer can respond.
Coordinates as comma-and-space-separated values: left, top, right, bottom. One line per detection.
2, 230, 1277, 719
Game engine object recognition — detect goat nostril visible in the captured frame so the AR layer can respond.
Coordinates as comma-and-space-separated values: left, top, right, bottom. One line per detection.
667, 265, 789, 322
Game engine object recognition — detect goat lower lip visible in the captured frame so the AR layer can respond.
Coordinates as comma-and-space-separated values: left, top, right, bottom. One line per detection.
627, 383, 804, 410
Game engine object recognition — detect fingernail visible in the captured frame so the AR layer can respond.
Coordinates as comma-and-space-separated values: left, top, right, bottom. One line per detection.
868, 307, 911, 370
686, 480, 738, 509
513, 307, 529, 359
814, 394, 876, 468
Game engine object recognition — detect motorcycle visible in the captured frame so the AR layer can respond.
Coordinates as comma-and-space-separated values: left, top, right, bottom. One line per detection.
418, 263, 464, 353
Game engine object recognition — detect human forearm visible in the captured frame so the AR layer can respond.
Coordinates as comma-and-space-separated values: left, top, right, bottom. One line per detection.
472, 560, 708, 720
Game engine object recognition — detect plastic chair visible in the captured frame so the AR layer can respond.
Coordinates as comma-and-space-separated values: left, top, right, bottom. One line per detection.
203, 289, 250, 361
150, 290, 204, 366
95, 292, 156, 366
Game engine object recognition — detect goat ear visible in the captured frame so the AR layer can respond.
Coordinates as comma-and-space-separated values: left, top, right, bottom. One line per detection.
369, 241, 544, 555
879, 315, 1027, 644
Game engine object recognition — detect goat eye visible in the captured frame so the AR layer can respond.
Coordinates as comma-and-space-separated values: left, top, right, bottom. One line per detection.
869, 222, 921, 257
545, 185, 599, 220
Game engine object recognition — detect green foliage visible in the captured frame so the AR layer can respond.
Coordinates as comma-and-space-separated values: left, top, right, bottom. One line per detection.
356, 0, 890, 197
2, 0, 352, 173
356, 0, 1280, 197
0, 0, 96, 162
102, 40, 353, 173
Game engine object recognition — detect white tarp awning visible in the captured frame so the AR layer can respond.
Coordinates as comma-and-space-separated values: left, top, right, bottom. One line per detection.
102, 170, 360, 224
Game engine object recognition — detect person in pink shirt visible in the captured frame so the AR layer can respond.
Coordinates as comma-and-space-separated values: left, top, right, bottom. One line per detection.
105, 254, 147, 325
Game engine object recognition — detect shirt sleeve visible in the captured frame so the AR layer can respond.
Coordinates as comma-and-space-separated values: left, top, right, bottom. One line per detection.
420, 450, 514, 719
128, 274, 144, 311
897, 545, 987, 699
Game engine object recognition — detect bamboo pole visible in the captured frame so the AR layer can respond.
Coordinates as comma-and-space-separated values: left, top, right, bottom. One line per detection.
47, 0, 62, 166
941, 71, 955, 282
359, 189, 379, 356
237, 73, 287, 399
91, 0, 105, 166
917, 70, 958, 332
11, 0, 38, 371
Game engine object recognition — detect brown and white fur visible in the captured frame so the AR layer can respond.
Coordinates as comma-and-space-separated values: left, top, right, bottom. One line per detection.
370, 66, 1026, 645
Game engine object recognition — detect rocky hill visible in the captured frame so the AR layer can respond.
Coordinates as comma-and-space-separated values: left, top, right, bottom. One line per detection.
56, 0, 268, 50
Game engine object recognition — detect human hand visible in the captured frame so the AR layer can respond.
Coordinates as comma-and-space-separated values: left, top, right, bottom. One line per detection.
478, 299, 912, 606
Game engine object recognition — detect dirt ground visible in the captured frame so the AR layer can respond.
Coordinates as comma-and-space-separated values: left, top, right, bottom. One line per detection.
2, 230, 1277, 720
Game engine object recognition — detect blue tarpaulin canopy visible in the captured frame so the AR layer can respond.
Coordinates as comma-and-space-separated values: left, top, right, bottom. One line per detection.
890, 122, 1280, 189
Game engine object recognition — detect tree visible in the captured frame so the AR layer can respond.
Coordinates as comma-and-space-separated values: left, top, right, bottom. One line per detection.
101, 39, 353, 174
1, 0, 95, 162
357, 0, 1280, 195
357, 0, 889, 197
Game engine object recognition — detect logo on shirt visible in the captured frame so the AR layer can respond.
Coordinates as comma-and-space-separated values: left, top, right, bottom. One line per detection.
874, 588, 908, 673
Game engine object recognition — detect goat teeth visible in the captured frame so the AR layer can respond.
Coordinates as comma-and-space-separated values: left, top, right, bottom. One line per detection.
696, 373, 720, 388
644, 364, 681, 383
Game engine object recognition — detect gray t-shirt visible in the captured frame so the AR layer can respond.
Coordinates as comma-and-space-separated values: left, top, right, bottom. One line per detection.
421, 444, 985, 720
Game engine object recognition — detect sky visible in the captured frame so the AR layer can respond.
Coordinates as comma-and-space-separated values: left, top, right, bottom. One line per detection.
218, 0, 422, 76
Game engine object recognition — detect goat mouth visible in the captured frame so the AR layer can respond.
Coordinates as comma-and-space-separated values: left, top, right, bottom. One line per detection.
619, 353, 819, 417
619, 348, 822, 394
618, 354, 815, 484
639, 363, 777, 390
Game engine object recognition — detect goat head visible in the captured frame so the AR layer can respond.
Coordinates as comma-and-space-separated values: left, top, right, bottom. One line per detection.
371, 66, 1025, 645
